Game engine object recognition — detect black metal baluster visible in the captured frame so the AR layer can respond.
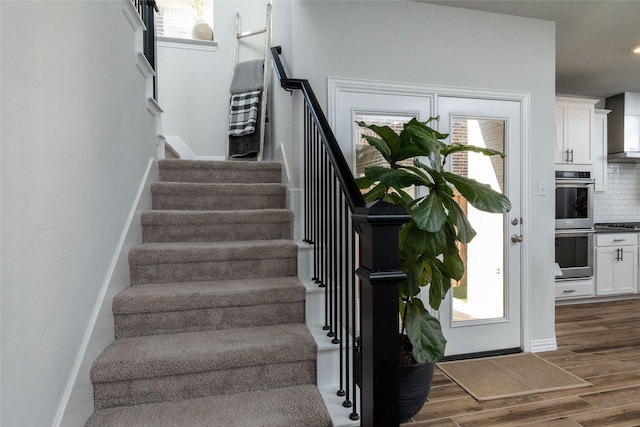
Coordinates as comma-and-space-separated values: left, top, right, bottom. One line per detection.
350, 228, 360, 421
324, 144, 333, 334
337, 191, 346, 398
313, 125, 322, 287
303, 107, 310, 244
330, 174, 339, 342
320, 134, 331, 332
308, 107, 318, 282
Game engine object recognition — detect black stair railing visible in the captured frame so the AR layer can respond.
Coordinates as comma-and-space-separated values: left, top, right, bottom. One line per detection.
131, 0, 158, 99
271, 46, 410, 427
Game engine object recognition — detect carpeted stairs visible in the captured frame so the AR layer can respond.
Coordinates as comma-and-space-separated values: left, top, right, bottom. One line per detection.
86, 159, 332, 427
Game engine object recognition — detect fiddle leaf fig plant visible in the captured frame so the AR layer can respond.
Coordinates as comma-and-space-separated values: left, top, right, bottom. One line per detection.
356, 117, 512, 365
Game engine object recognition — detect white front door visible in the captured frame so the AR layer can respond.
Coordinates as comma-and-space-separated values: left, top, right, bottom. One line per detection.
437, 96, 523, 357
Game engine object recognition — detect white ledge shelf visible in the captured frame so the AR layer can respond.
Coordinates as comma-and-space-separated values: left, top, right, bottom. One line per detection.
158, 37, 218, 52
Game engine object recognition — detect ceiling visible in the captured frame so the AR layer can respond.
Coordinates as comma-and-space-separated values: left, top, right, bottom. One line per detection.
418, 0, 640, 100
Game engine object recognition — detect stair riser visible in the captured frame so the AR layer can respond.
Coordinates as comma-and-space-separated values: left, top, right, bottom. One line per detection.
160, 169, 282, 184
130, 258, 297, 285
115, 302, 305, 338
158, 160, 282, 184
93, 360, 316, 409
152, 194, 286, 211
306, 287, 325, 326
142, 222, 292, 243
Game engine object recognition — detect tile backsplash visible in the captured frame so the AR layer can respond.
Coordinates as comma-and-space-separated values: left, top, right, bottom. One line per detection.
594, 163, 640, 222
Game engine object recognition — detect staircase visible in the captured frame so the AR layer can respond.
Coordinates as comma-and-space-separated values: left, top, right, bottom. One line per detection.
87, 159, 332, 426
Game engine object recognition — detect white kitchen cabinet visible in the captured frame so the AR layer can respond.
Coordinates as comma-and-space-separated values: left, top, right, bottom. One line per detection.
555, 278, 594, 300
592, 109, 611, 192
595, 233, 638, 296
555, 97, 598, 165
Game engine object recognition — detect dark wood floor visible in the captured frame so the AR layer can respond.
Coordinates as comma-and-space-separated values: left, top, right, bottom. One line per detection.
402, 298, 640, 426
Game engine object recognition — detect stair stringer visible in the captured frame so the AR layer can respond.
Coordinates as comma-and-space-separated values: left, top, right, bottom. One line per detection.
298, 242, 360, 427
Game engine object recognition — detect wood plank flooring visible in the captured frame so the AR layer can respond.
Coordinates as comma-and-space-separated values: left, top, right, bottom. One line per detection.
401, 299, 640, 427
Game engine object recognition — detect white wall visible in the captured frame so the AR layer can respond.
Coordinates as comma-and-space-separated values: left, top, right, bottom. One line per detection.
157, 1, 269, 158
0, 2, 158, 425
271, 1, 557, 351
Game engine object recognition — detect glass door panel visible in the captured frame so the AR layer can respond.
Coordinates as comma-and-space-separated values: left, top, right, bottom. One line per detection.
450, 118, 506, 322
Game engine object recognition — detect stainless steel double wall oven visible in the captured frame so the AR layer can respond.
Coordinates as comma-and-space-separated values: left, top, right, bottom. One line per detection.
555, 171, 595, 279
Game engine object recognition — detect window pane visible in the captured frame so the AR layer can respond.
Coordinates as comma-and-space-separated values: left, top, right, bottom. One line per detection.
156, 0, 214, 41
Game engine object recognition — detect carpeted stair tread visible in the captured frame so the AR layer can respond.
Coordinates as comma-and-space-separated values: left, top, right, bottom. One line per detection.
86, 384, 332, 427
129, 240, 298, 265
159, 159, 282, 184
91, 323, 316, 383
141, 209, 293, 242
114, 277, 304, 314
113, 278, 306, 337
151, 182, 286, 210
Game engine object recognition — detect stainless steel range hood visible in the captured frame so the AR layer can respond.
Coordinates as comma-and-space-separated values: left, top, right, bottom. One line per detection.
605, 92, 640, 162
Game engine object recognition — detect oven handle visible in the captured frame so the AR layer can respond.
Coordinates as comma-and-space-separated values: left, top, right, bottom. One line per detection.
555, 229, 595, 235
555, 180, 595, 187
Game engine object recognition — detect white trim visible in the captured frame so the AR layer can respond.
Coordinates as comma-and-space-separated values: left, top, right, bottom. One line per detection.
158, 37, 218, 52
146, 97, 163, 116
195, 155, 226, 161
328, 77, 532, 355
519, 93, 532, 353
53, 158, 156, 427
136, 52, 155, 79
275, 143, 291, 187
164, 136, 196, 159
328, 77, 529, 120
530, 338, 558, 353
122, 0, 145, 31
157, 135, 168, 159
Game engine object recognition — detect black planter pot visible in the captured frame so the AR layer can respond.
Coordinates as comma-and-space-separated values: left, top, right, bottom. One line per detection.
398, 334, 435, 422
398, 360, 435, 422
353, 335, 435, 423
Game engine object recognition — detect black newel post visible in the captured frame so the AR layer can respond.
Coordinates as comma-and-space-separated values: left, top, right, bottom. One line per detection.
353, 200, 410, 427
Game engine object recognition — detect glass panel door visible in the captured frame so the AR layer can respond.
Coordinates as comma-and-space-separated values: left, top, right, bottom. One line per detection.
437, 97, 522, 357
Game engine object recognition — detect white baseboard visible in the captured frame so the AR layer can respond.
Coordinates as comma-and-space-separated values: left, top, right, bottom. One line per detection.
54, 158, 158, 427
196, 155, 226, 161
529, 338, 558, 353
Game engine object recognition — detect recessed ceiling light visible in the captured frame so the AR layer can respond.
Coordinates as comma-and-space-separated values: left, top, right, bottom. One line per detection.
633, 45, 640, 54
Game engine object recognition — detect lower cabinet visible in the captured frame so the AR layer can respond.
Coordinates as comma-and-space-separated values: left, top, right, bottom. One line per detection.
555, 279, 594, 299
595, 233, 638, 296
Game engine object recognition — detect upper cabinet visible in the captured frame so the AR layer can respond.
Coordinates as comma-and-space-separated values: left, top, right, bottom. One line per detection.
592, 109, 611, 192
555, 97, 598, 165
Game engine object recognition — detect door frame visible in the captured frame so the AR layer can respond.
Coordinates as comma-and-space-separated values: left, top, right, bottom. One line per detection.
328, 77, 532, 352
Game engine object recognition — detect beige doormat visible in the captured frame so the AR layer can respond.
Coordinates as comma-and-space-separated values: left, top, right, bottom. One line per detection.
437, 353, 591, 401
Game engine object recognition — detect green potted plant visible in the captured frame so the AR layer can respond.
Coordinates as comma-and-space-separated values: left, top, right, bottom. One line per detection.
355, 117, 511, 421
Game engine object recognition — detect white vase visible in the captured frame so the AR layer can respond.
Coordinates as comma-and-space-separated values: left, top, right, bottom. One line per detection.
192, 18, 213, 41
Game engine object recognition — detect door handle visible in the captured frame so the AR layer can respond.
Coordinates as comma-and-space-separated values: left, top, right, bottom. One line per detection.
511, 234, 523, 243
